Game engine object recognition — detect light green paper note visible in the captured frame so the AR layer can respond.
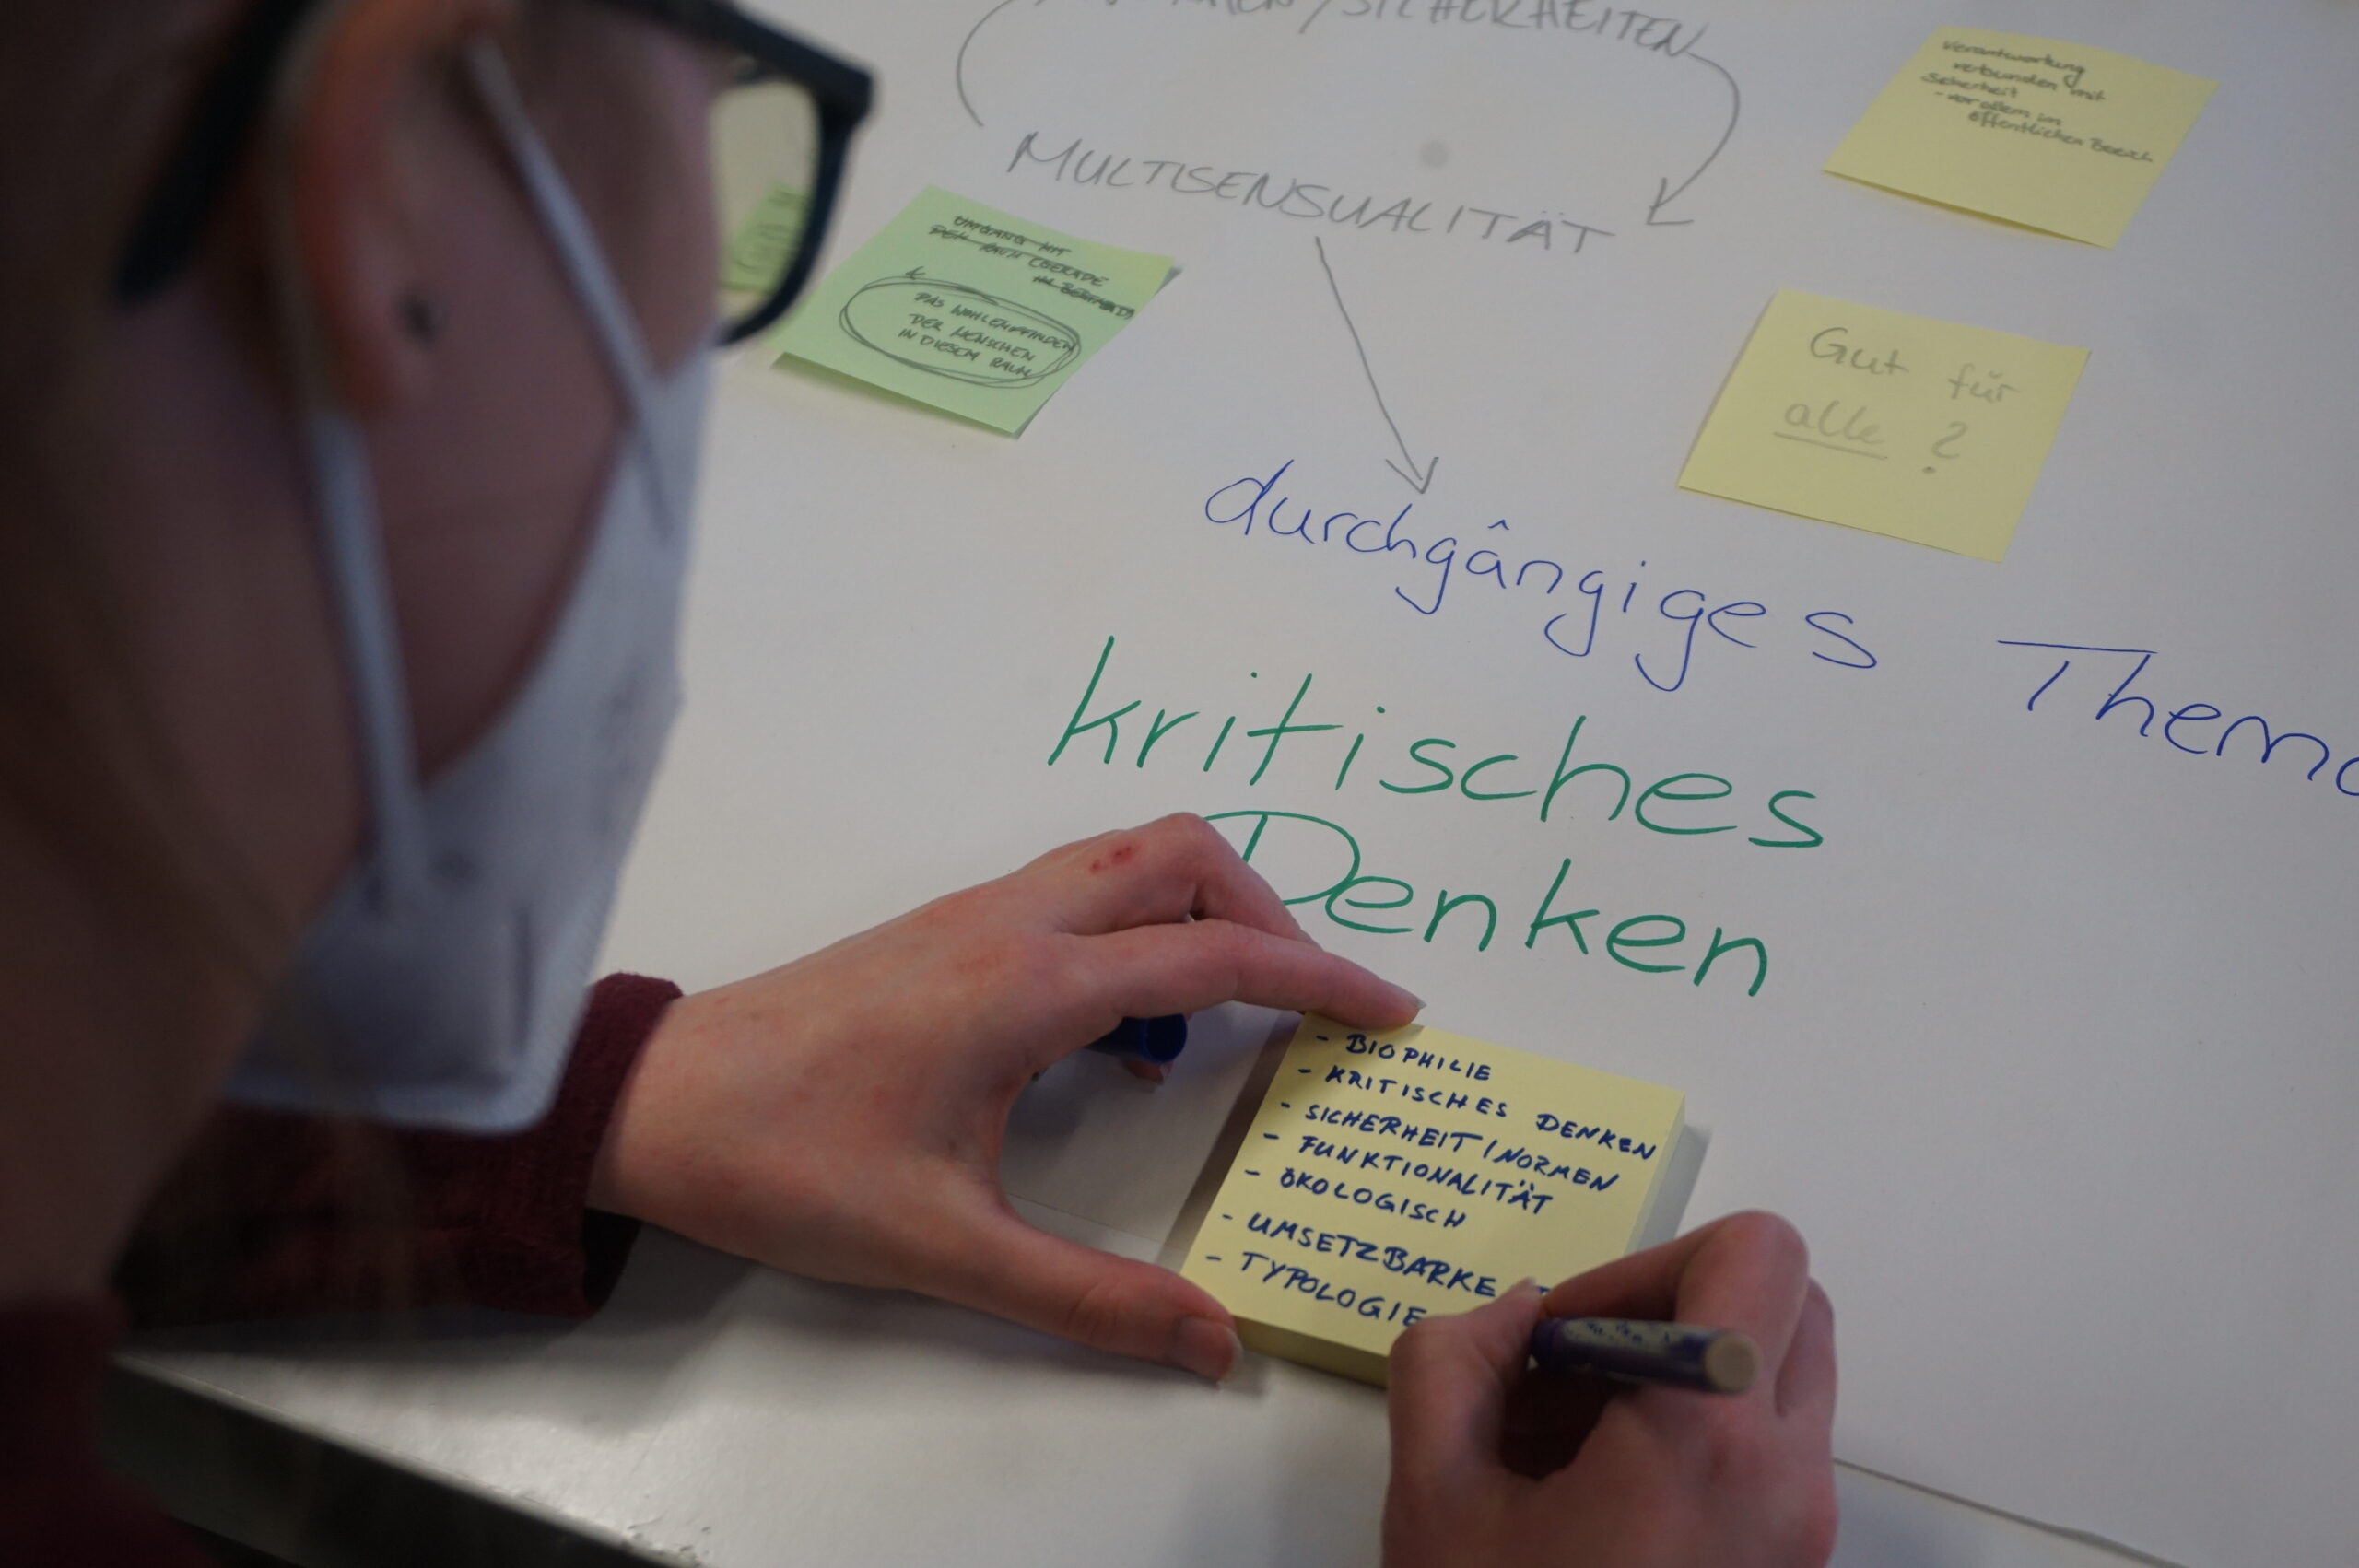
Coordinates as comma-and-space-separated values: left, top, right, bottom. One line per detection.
770, 187, 1174, 434
722, 184, 810, 295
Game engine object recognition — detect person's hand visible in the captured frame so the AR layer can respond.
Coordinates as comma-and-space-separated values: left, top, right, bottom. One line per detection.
1383, 1212, 1837, 1568
588, 813, 1420, 1380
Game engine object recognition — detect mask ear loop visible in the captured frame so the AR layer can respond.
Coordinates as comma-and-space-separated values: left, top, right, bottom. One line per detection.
266, 0, 434, 913
264, 29, 693, 921
458, 41, 690, 538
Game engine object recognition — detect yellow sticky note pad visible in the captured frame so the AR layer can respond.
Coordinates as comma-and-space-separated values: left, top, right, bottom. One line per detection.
1679, 291, 2086, 562
1182, 1017, 1684, 1386
1826, 29, 2214, 247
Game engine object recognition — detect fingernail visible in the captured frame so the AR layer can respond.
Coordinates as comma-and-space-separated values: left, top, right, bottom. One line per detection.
1494, 1277, 1538, 1307
1170, 1316, 1242, 1382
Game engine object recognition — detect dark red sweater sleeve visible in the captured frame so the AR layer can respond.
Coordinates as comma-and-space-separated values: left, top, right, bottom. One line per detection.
116, 974, 681, 1327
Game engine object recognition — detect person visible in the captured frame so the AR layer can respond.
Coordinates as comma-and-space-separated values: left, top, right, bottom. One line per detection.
0, 1, 1837, 1563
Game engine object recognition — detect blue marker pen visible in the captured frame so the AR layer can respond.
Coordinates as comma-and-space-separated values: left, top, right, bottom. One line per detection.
1528, 1316, 1758, 1394
1087, 1014, 1189, 1065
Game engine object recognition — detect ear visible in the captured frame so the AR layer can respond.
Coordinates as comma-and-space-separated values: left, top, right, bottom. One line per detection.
285, 0, 511, 411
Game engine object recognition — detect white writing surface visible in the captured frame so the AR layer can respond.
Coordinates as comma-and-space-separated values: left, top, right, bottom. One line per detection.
601, 3, 2359, 1562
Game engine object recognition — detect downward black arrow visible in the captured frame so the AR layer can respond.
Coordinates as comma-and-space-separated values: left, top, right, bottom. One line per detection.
1647, 51, 1741, 227
1313, 237, 1440, 496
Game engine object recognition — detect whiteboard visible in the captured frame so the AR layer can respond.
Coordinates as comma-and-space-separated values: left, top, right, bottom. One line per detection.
600, 2, 2359, 1562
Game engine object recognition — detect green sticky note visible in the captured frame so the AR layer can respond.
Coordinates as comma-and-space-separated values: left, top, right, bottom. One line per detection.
769, 186, 1174, 434
722, 184, 810, 295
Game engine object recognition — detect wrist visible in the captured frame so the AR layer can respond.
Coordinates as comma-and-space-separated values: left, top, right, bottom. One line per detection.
586, 1061, 646, 1218
585, 980, 705, 1222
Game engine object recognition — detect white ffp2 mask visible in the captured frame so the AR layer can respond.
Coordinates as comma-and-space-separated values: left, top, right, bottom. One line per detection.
231, 41, 711, 1131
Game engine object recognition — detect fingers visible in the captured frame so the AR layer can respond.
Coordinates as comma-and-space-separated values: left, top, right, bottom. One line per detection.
1654, 1212, 1813, 1376
1386, 1283, 1546, 1499
1028, 814, 1312, 942
1543, 1211, 1814, 1376
935, 1197, 1243, 1380
1539, 1217, 1728, 1319
1077, 918, 1423, 1034
1777, 1281, 1837, 1427
995, 817, 1422, 1065
1498, 1367, 1614, 1480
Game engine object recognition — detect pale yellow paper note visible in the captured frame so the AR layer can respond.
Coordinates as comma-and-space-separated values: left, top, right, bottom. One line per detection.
1679, 291, 2086, 562
1182, 1016, 1684, 1386
1826, 29, 2214, 247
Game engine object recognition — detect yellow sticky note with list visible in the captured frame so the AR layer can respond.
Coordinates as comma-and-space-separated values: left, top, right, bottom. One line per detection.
1678, 291, 2086, 562
1825, 29, 2214, 247
1181, 1017, 1684, 1386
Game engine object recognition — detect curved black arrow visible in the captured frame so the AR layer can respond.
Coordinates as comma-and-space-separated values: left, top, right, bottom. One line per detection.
1314, 238, 1439, 496
1647, 51, 1740, 227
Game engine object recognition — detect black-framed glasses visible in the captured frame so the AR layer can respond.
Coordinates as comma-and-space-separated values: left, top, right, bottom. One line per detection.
112, 0, 873, 346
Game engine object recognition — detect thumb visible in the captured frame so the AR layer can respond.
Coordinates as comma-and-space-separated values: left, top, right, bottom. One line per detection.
939, 1199, 1243, 1381
1387, 1281, 1546, 1500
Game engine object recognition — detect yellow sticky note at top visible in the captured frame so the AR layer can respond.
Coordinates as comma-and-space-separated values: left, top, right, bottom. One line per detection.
1826, 29, 2214, 247
1181, 1017, 1684, 1386
1679, 291, 2086, 562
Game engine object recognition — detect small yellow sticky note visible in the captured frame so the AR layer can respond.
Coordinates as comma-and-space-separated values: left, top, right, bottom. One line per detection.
1182, 1016, 1684, 1386
1678, 291, 2087, 562
1826, 29, 2214, 247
